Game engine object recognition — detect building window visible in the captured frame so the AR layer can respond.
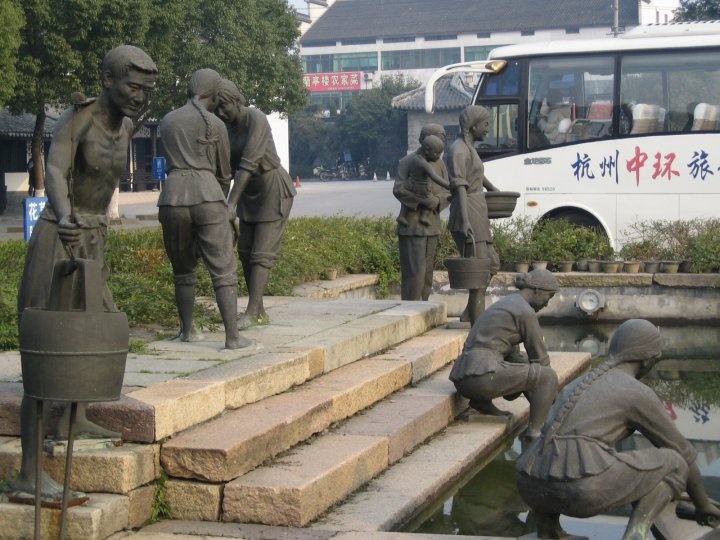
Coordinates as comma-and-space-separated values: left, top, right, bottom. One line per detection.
0, 140, 27, 172
565, 27, 580, 34
303, 53, 378, 74
465, 45, 506, 62
381, 47, 461, 70
302, 40, 338, 48
477, 32, 491, 38
425, 34, 457, 42
521, 30, 535, 36
383, 36, 415, 44
341, 38, 376, 46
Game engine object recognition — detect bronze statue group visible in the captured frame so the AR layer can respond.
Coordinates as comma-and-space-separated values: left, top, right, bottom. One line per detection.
13, 47, 293, 501
13, 44, 720, 539
394, 106, 720, 539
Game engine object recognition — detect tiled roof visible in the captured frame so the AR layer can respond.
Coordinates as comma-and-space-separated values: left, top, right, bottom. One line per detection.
301, 0, 638, 43
392, 74, 472, 111
0, 109, 58, 139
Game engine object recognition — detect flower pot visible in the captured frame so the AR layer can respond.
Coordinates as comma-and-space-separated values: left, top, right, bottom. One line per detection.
485, 191, 520, 219
321, 268, 338, 280
514, 262, 530, 273
557, 261, 574, 273
660, 260, 680, 274
679, 260, 692, 273
531, 260, 548, 270
623, 261, 641, 273
587, 260, 601, 272
600, 260, 620, 273
576, 258, 589, 272
643, 260, 660, 273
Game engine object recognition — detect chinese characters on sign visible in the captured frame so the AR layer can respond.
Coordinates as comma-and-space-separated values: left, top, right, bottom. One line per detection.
569, 145, 716, 185
23, 196, 47, 241
303, 71, 362, 93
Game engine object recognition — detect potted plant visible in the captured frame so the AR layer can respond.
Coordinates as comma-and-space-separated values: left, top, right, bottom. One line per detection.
492, 216, 535, 271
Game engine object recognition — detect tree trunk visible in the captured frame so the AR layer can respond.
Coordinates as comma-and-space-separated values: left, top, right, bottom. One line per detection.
31, 108, 47, 196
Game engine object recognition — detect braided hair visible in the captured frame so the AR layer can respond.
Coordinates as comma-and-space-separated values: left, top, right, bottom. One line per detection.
188, 68, 221, 148
540, 319, 662, 451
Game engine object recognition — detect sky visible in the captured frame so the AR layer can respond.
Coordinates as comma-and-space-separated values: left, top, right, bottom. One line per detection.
287, 0, 307, 12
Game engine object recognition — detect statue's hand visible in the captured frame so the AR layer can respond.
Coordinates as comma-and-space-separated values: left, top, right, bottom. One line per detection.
57, 214, 83, 248
461, 221, 474, 239
227, 204, 237, 223
419, 195, 440, 211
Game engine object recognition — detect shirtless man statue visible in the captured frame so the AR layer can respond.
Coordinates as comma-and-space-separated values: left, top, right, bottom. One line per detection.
14, 45, 157, 499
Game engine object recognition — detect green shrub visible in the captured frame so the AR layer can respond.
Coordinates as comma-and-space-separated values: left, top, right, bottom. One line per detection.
0, 217, 403, 350
530, 219, 613, 266
686, 222, 720, 273
621, 218, 720, 268
1, 216, 717, 351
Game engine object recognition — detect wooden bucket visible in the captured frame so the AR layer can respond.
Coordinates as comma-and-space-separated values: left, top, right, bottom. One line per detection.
444, 239, 491, 289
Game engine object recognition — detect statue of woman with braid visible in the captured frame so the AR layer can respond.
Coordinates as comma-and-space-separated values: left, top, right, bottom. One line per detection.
158, 68, 249, 350
516, 319, 720, 540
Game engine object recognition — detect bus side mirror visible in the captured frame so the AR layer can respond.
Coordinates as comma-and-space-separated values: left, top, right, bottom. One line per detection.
423, 60, 508, 114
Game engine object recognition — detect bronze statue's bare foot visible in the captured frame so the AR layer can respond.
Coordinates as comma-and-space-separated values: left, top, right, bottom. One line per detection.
468, 399, 512, 417
536, 514, 574, 539
238, 312, 270, 330
7, 471, 84, 502
223, 334, 252, 350
170, 326, 204, 342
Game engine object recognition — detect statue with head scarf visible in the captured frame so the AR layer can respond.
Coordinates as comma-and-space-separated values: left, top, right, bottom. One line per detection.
516, 319, 720, 540
449, 268, 560, 441
446, 105, 502, 325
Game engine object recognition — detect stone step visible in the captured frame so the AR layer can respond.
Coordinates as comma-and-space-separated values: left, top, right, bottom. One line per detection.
162, 349, 590, 530
0, 300, 446, 444
160, 328, 465, 483
310, 352, 591, 534
0, 437, 159, 495
0, 493, 129, 540
221, 340, 467, 527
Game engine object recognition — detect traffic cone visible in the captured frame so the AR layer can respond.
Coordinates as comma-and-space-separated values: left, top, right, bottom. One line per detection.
373, 172, 378, 182
386, 171, 391, 181
295, 175, 301, 188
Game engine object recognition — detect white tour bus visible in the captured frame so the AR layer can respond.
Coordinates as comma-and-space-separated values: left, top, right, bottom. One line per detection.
425, 21, 720, 249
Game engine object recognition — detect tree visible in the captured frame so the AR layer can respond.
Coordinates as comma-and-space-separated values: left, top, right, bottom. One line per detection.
144, 0, 307, 117
7, 0, 307, 192
673, 0, 720, 21
0, 0, 23, 107
338, 74, 420, 174
8, 0, 152, 193
288, 111, 342, 177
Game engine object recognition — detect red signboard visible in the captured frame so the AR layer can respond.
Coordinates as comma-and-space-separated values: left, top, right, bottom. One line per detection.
304, 71, 362, 93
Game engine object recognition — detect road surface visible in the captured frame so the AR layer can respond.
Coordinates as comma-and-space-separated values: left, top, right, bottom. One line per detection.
118, 179, 401, 220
